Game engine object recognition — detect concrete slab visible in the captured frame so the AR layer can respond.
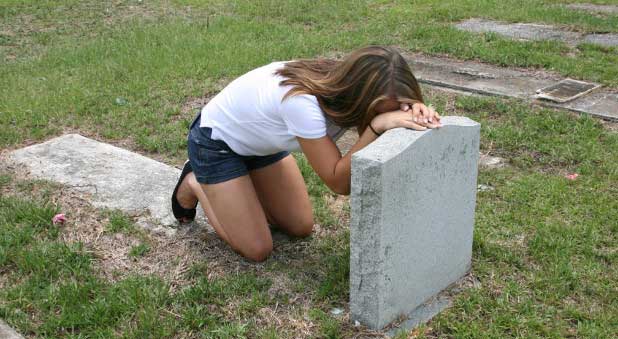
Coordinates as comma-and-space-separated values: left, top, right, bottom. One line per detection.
583, 33, 618, 47
565, 4, 618, 14
405, 53, 618, 121
456, 18, 618, 48
9, 134, 208, 235
410, 53, 556, 99
0, 320, 24, 339
350, 116, 480, 330
455, 18, 581, 45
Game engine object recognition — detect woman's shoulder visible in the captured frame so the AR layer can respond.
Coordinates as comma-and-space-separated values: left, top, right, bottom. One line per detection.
279, 92, 320, 110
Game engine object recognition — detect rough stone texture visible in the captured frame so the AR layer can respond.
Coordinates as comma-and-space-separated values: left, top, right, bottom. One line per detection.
350, 116, 480, 330
560, 92, 618, 121
455, 19, 581, 45
410, 53, 555, 99
583, 33, 618, 47
565, 3, 618, 14
456, 18, 618, 48
0, 320, 24, 339
406, 53, 618, 121
9, 134, 208, 235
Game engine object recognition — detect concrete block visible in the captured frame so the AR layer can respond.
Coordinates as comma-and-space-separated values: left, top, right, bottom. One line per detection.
0, 320, 24, 339
9, 134, 208, 235
350, 116, 480, 330
407, 53, 618, 121
565, 3, 618, 14
583, 33, 618, 47
455, 19, 581, 45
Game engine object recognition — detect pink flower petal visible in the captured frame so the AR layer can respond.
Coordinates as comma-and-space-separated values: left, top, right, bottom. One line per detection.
565, 173, 579, 180
52, 213, 66, 225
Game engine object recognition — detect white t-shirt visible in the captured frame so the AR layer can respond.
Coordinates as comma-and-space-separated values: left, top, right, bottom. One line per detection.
200, 61, 345, 156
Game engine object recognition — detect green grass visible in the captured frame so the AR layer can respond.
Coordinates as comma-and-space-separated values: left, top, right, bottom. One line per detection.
105, 209, 137, 234
0, 192, 273, 337
129, 243, 151, 258
1, 0, 617, 153
1, 0, 618, 337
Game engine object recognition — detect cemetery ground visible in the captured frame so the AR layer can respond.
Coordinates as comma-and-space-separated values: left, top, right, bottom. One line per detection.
1, 0, 617, 338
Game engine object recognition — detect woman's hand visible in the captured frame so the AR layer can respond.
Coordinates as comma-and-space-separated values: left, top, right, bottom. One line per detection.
402, 102, 441, 128
371, 102, 442, 134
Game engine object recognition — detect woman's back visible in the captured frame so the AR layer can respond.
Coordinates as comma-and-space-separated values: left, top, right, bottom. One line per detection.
201, 61, 329, 156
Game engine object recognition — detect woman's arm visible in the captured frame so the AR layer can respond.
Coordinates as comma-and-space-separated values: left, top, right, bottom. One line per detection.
298, 103, 440, 195
297, 126, 379, 195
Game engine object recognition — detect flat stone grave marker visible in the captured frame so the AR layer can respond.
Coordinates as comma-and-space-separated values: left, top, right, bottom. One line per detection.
455, 18, 581, 45
9, 134, 208, 235
455, 18, 618, 47
350, 116, 481, 331
565, 3, 618, 14
535, 79, 601, 103
406, 53, 618, 121
0, 320, 24, 339
583, 33, 618, 48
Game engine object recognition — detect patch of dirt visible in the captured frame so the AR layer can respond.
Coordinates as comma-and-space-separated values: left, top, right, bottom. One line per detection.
180, 96, 212, 116
178, 77, 231, 117
324, 194, 350, 230
599, 119, 618, 133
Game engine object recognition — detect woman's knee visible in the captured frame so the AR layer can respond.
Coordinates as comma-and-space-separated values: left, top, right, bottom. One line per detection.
240, 237, 273, 262
284, 217, 314, 238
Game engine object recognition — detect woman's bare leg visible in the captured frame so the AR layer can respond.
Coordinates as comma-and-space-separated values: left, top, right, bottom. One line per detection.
249, 154, 314, 237
177, 172, 272, 261
177, 172, 231, 243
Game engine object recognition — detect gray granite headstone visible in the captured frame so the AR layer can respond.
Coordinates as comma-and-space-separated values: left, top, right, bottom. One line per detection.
9, 134, 208, 235
350, 116, 480, 330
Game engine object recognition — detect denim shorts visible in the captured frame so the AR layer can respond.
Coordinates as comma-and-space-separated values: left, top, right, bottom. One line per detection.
187, 113, 290, 184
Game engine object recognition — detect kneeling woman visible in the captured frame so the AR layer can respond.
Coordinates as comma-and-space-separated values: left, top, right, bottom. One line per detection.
172, 46, 441, 261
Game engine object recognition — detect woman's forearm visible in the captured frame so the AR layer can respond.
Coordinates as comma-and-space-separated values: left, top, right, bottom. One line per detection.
333, 127, 380, 195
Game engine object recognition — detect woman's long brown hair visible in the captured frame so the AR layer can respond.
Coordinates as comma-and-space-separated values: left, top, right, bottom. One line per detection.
275, 46, 424, 133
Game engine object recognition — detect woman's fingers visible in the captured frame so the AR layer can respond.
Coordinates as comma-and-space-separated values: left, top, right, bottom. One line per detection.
431, 106, 442, 123
424, 105, 436, 123
399, 120, 427, 131
400, 103, 410, 112
428, 106, 442, 127
412, 104, 424, 123
425, 121, 441, 129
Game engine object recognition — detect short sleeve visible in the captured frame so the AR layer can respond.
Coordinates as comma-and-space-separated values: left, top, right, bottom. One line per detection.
280, 94, 327, 139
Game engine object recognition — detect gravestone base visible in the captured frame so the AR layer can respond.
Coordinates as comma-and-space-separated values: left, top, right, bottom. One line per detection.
385, 291, 453, 337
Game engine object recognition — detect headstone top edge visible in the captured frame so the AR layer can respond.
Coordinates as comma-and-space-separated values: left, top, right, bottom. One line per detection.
440, 115, 480, 127
352, 116, 479, 163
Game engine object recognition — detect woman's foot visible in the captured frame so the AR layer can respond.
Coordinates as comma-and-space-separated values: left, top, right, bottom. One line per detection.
172, 161, 198, 223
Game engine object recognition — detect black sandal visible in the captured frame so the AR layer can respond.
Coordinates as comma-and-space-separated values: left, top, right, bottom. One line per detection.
171, 160, 197, 223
